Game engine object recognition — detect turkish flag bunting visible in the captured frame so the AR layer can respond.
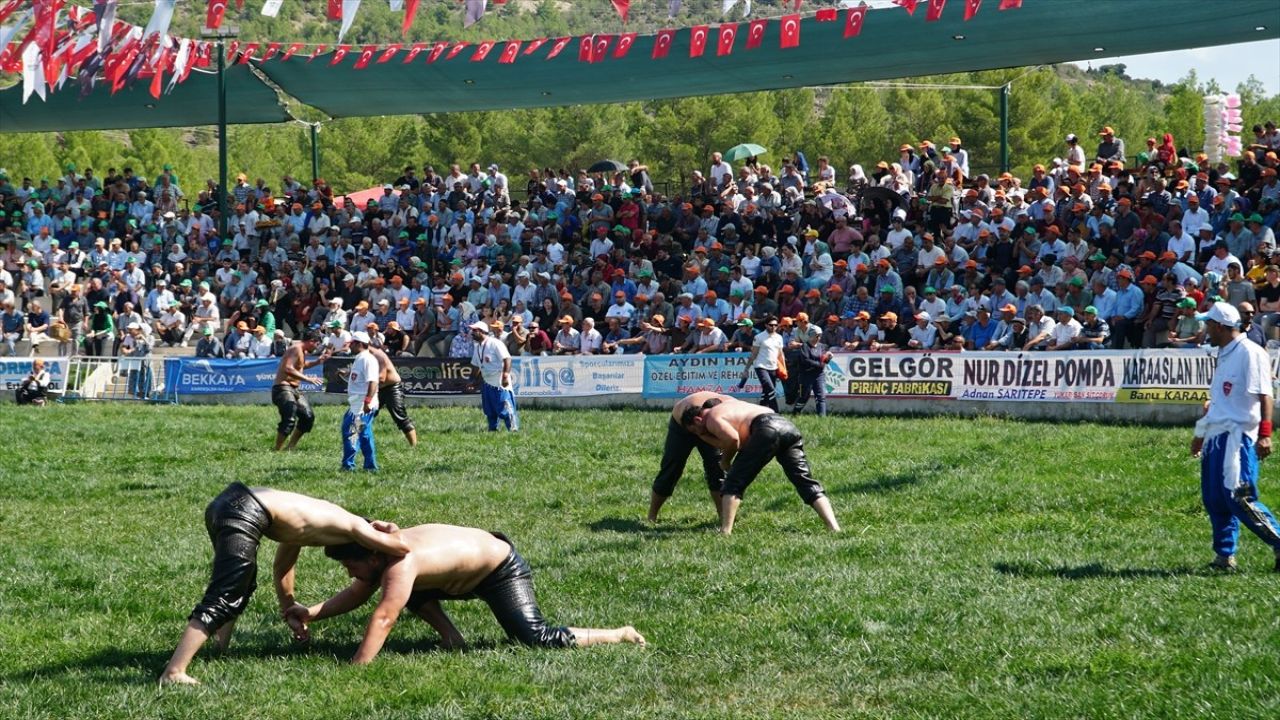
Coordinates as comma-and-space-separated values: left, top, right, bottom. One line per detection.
237, 43, 259, 64
610, 0, 629, 23
281, 43, 304, 61
815, 8, 837, 21
652, 29, 674, 59
792, 0, 801, 9
926, 0, 946, 21
578, 34, 593, 62
546, 36, 572, 58
194, 42, 213, 68
689, 25, 708, 58
150, 48, 167, 99
471, 40, 496, 61
206, 0, 226, 29
523, 38, 547, 55
893, 0, 919, 15
963, 0, 981, 20
613, 33, 636, 59
353, 44, 377, 69
717, 23, 737, 56
377, 44, 402, 63
308, 44, 329, 62
998, 0, 1020, 8
403, 42, 428, 62
844, 4, 867, 38
746, 19, 767, 49
498, 39, 520, 63
327, 0, 342, 20
779, 14, 800, 49
591, 34, 612, 62
227, 40, 241, 62
446, 42, 469, 60
426, 41, 449, 62
402, 0, 419, 35
329, 44, 351, 65
261, 42, 282, 61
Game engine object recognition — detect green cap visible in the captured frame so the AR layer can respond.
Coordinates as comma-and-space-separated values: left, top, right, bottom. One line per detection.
232, 271, 243, 278
737, 318, 754, 327
1024, 226, 1036, 235
327, 320, 342, 328
638, 269, 652, 278
180, 279, 192, 287
27, 259, 38, 267
22, 242, 32, 249
1089, 252, 1107, 262
127, 218, 137, 227
1057, 306, 1074, 316
1230, 213, 1245, 222
94, 301, 108, 308
126, 256, 137, 263
398, 231, 409, 238
546, 212, 558, 219
924, 286, 936, 294
163, 163, 173, 170
1176, 298, 1197, 309
69, 241, 79, 249
879, 285, 895, 294
1069, 277, 1085, 287
1249, 213, 1264, 223
202, 325, 214, 335
255, 299, 269, 308
613, 224, 628, 233
1084, 305, 1099, 314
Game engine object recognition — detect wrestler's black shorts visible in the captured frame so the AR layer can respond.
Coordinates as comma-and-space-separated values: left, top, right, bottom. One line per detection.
272, 383, 315, 435
403, 532, 575, 648
377, 381, 415, 434
189, 482, 272, 633
721, 414, 826, 505
652, 416, 725, 496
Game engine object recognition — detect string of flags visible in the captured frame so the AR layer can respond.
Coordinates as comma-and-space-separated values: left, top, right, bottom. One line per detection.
2, 0, 1024, 104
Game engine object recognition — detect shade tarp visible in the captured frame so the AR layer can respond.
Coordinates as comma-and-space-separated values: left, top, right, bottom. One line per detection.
0, 64, 291, 132
1, 0, 1277, 133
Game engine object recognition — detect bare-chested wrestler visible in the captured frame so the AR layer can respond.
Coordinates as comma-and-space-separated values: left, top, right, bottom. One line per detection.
368, 345, 418, 446
647, 391, 741, 523
271, 329, 326, 451
159, 483, 410, 685
682, 398, 841, 535
291, 524, 645, 664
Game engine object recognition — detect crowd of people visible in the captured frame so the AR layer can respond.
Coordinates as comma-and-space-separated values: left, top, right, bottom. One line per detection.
2, 120, 1279, 368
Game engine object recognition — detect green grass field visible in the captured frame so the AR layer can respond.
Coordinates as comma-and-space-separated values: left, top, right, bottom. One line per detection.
2, 404, 1279, 719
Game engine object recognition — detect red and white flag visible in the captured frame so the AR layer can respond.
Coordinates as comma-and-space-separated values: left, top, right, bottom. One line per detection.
377, 44, 402, 62
329, 44, 351, 65
402, 0, 419, 35
893, 0, 918, 15
281, 42, 304, 61
308, 44, 328, 62
926, 0, 946, 21
613, 33, 636, 58
689, 25, 708, 57
998, 0, 1021, 8
591, 33, 612, 62
237, 42, 258, 64
471, 40, 495, 61
498, 39, 520, 63
578, 34, 593, 62
844, 4, 867, 38
403, 42, 428, 62
716, 23, 737, 56
206, 0, 227, 29
779, 14, 800, 49
327, 0, 342, 20
226, 40, 240, 61
445, 42, 469, 60
545, 36, 571, 58
746, 19, 766, 49
815, 8, 837, 21
353, 44, 376, 68
610, 0, 629, 23
261, 42, 282, 61
652, 29, 674, 59
426, 41, 448, 62
963, 0, 982, 20
0, 0, 26, 26
523, 37, 547, 55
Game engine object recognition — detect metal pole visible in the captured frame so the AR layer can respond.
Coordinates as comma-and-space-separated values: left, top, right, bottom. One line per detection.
217, 41, 229, 239
310, 123, 320, 182
999, 83, 1010, 175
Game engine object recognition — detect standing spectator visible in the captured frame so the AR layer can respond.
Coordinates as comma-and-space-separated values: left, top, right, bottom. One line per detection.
791, 326, 829, 417
120, 322, 152, 399
341, 331, 380, 472
468, 320, 519, 432
741, 316, 784, 411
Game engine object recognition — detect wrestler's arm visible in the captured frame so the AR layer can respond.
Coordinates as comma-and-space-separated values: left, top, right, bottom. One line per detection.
304, 578, 378, 623
704, 414, 742, 452
351, 561, 415, 665
273, 543, 303, 611
348, 518, 411, 556
413, 600, 466, 649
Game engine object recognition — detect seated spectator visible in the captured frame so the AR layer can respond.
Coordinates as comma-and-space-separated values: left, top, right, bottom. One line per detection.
15, 358, 50, 405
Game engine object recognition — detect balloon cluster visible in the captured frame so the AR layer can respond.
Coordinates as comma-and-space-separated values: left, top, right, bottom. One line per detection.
1204, 94, 1244, 163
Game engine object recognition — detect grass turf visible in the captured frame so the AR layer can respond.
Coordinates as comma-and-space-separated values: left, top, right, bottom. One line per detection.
1, 404, 1279, 719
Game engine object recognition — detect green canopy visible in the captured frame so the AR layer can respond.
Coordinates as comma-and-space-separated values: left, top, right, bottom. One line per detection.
1, 0, 1277, 133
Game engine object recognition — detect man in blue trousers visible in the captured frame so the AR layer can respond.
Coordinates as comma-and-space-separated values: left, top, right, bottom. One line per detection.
469, 320, 519, 432
1192, 302, 1280, 571
342, 331, 379, 472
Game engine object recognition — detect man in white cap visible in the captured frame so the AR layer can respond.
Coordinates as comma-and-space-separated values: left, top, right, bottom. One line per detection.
469, 320, 519, 432
1192, 302, 1280, 571
341, 331, 380, 472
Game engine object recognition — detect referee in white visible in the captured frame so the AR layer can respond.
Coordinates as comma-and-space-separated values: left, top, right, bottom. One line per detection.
469, 320, 519, 432
1192, 302, 1280, 571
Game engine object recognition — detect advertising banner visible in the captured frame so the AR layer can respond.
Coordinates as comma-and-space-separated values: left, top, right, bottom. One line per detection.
324, 357, 480, 395
0, 357, 68, 392
165, 358, 291, 395
643, 353, 764, 398
510, 355, 644, 397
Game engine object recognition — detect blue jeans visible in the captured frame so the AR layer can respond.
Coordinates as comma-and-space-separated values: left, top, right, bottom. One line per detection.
1201, 433, 1280, 557
341, 409, 378, 471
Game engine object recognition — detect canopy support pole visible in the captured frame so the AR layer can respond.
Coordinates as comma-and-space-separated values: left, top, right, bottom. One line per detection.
310, 123, 320, 182
999, 83, 1010, 174
217, 41, 228, 240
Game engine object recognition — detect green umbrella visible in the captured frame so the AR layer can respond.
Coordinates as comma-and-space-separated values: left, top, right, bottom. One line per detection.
724, 143, 768, 162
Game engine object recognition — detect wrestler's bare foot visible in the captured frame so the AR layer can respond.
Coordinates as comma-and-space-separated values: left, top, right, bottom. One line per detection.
159, 671, 200, 686
620, 626, 647, 646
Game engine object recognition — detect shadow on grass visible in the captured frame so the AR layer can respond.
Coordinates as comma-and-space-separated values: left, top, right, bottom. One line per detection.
993, 561, 1202, 580
589, 517, 718, 534
760, 471, 924, 511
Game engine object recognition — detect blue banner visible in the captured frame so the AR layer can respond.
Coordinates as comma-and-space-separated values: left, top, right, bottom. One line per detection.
165, 357, 314, 395
642, 352, 763, 399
